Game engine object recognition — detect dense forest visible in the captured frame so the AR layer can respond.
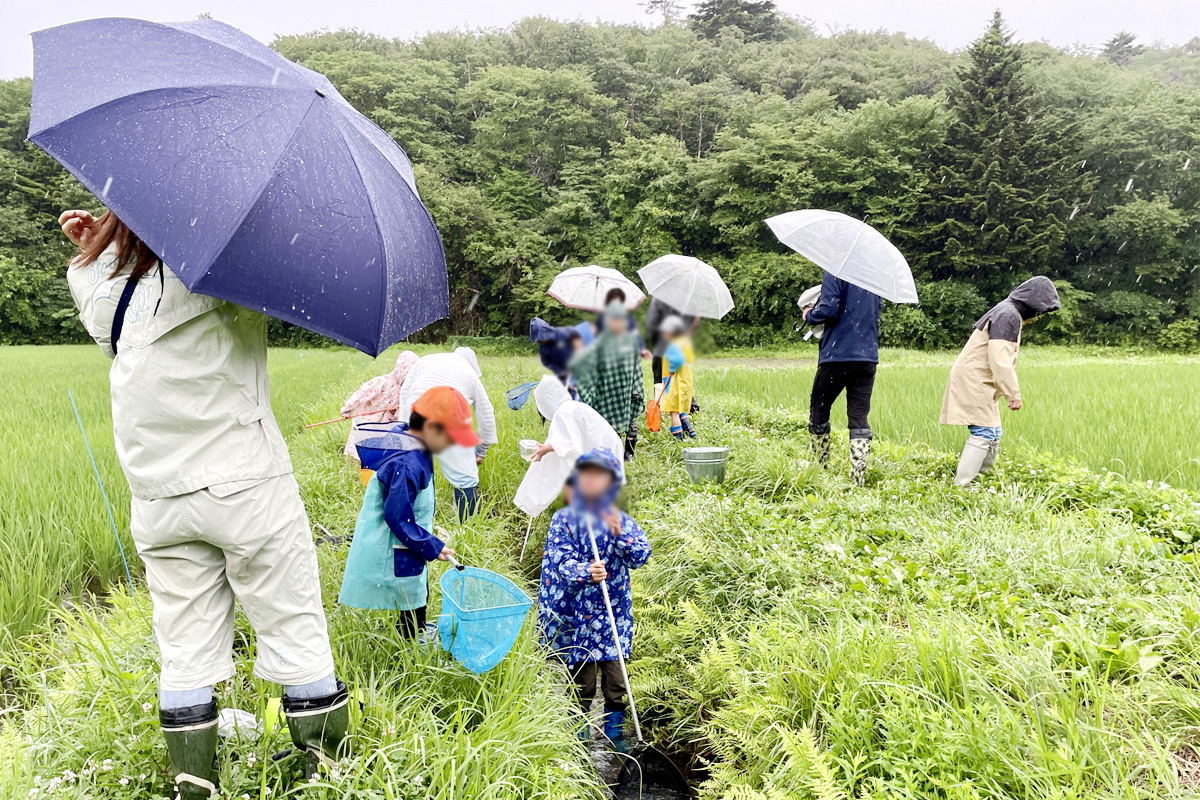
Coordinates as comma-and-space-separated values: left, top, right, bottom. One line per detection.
2, 3, 1199, 349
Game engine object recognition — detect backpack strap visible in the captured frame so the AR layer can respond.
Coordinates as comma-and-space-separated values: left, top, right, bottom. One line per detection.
110, 273, 143, 355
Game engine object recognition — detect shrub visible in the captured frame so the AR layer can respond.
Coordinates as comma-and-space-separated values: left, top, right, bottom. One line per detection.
1156, 317, 1200, 352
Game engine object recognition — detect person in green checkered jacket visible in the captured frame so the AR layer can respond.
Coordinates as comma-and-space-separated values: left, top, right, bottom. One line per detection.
569, 299, 645, 462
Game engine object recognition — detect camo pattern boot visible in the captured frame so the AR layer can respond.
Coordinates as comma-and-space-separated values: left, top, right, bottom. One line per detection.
810, 431, 831, 465
849, 438, 871, 487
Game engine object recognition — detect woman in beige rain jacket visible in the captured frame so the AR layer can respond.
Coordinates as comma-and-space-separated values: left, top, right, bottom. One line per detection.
61, 208, 346, 796
940, 276, 1060, 485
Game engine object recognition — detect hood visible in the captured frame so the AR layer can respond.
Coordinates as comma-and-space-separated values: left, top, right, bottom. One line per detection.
573, 321, 595, 346
529, 317, 561, 343
392, 349, 419, 381
453, 346, 482, 377
354, 423, 425, 471
1007, 276, 1061, 320
569, 446, 625, 514
534, 374, 571, 421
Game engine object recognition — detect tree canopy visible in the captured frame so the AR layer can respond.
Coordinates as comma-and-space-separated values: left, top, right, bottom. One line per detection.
0, 13, 1197, 348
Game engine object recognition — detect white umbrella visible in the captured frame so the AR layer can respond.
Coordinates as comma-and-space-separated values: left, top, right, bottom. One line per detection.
765, 210, 919, 304
547, 265, 645, 313
637, 254, 734, 320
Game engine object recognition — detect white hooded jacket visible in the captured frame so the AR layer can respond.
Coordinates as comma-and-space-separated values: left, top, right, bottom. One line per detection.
66, 247, 292, 500
513, 376, 623, 517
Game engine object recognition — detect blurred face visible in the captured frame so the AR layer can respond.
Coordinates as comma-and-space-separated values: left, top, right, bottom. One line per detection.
605, 314, 627, 336
421, 422, 456, 454
575, 465, 615, 502
570, 334, 585, 352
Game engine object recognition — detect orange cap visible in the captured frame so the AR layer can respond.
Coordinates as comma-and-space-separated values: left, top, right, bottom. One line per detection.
412, 386, 481, 447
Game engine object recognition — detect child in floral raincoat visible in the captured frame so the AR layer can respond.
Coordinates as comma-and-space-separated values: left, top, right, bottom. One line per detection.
536, 447, 651, 747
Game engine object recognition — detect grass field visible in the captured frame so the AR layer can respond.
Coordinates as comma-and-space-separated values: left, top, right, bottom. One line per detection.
0, 344, 1198, 799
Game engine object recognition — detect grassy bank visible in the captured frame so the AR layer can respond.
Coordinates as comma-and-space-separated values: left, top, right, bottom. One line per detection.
1, 345, 1198, 800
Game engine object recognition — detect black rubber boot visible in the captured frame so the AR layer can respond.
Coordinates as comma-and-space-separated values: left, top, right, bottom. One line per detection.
160, 701, 219, 799
623, 433, 637, 462
282, 681, 351, 778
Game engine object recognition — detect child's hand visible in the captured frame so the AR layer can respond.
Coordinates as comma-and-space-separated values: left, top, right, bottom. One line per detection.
1008, 398, 1022, 411
436, 546, 456, 561
531, 442, 555, 462
589, 560, 608, 583
603, 508, 622, 537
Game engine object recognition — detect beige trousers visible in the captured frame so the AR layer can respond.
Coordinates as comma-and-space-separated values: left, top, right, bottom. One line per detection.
131, 474, 335, 691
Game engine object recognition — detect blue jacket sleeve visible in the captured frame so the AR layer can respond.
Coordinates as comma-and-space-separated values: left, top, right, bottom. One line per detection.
546, 513, 593, 586
613, 514, 652, 569
378, 459, 445, 562
805, 274, 846, 327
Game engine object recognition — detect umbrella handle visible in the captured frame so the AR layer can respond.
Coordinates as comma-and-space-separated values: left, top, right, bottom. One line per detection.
584, 516, 644, 743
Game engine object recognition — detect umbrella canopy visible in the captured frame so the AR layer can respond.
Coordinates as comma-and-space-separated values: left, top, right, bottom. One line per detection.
637, 254, 734, 320
765, 210, 918, 304
29, 18, 448, 356
547, 265, 645, 313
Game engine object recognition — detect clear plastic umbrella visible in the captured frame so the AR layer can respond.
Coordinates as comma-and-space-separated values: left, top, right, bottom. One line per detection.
637, 254, 734, 320
547, 266, 645, 313
765, 210, 919, 304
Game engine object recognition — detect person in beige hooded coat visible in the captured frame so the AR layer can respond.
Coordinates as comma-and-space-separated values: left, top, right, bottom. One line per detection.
60, 209, 346, 796
940, 276, 1061, 485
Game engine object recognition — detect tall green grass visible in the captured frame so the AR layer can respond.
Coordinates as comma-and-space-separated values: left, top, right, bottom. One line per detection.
1, 345, 1198, 800
0, 349, 601, 800
704, 348, 1200, 490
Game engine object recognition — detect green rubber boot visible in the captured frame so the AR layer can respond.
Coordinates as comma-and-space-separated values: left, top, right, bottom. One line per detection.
160, 701, 219, 799
282, 682, 351, 778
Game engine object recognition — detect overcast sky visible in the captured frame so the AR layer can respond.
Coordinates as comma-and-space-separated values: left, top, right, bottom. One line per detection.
3, 0, 1197, 80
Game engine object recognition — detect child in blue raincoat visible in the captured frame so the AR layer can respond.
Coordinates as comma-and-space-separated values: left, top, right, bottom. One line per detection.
338, 387, 478, 638
536, 447, 651, 746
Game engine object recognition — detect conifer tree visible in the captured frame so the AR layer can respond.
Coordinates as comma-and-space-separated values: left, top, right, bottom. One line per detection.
920, 12, 1086, 286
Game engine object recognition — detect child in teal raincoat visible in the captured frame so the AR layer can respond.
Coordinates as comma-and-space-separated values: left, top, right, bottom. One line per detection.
339, 387, 478, 637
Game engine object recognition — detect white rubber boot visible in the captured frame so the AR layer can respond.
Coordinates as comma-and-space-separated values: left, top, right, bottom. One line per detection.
954, 436, 991, 486
980, 440, 1001, 474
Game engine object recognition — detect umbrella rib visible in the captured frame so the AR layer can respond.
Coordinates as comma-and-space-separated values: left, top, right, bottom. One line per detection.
190, 93, 320, 293
333, 113, 391, 357
28, 83, 315, 139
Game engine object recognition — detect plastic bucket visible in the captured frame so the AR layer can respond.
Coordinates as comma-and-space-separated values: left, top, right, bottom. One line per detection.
682, 446, 730, 484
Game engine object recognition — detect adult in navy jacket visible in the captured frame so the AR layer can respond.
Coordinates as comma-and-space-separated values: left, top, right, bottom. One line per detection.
802, 272, 882, 486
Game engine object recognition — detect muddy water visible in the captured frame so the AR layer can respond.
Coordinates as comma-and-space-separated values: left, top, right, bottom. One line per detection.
584, 727, 693, 800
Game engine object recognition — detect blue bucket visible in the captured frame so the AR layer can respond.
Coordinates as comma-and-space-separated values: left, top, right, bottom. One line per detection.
438, 566, 533, 674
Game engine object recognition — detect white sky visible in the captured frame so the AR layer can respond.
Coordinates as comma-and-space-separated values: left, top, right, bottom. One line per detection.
2, 0, 1197, 80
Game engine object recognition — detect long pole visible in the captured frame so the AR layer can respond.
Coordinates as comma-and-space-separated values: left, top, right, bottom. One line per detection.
584, 515, 643, 742
68, 390, 134, 590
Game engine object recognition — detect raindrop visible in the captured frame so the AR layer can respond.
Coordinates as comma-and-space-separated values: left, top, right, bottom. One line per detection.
271, 68, 282, 86
190, 218, 197, 227
1118, 240, 1128, 252
290, 233, 300, 245
1124, 178, 1133, 192
1185, 158, 1192, 171
102, 176, 113, 197
1068, 205, 1079, 220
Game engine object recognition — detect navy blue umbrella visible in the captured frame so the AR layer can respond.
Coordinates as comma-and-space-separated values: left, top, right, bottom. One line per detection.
29, 18, 447, 356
